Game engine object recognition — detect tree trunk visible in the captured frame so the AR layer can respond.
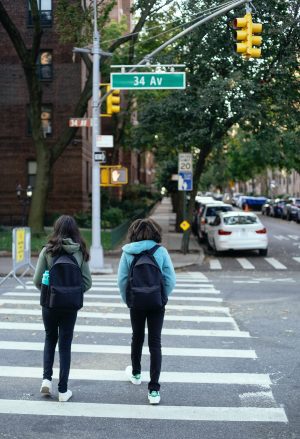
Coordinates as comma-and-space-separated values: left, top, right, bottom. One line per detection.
28, 145, 51, 234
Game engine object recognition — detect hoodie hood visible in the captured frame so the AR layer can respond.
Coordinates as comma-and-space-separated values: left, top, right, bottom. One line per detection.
122, 240, 159, 255
61, 238, 80, 254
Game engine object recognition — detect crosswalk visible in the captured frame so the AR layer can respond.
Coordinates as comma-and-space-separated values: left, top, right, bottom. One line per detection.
0, 272, 288, 431
205, 256, 300, 270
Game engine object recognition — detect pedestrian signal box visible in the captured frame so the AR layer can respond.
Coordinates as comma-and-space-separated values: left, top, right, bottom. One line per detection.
100, 166, 128, 186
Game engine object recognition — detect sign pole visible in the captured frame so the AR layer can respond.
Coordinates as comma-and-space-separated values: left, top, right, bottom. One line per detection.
89, 0, 104, 271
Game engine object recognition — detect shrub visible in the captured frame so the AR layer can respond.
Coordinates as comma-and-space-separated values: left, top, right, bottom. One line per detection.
101, 207, 124, 228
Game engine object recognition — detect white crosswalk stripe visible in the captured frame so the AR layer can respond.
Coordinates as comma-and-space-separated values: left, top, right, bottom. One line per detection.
264, 258, 287, 270
0, 272, 288, 426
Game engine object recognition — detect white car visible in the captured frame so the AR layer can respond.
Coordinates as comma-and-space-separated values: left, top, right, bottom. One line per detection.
198, 202, 234, 241
207, 211, 268, 256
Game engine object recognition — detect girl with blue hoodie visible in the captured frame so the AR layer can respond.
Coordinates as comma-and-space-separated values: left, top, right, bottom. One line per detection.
117, 218, 176, 405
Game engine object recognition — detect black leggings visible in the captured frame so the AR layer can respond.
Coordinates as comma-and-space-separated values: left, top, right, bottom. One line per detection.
42, 307, 77, 393
130, 307, 165, 392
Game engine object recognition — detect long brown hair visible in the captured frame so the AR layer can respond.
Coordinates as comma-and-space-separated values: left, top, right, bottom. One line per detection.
127, 218, 162, 243
46, 215, 90, 261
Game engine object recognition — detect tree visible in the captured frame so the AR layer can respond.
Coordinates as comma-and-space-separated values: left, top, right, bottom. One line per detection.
0, 0, 173, 233
130, 0, 300, 251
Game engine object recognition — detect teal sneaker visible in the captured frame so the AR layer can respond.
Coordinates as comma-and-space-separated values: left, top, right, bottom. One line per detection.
148, 390, 160, 405
125, 365, 141, 385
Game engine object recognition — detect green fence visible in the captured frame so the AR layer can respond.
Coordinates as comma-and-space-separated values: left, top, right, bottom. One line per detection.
109, 205, 156, 249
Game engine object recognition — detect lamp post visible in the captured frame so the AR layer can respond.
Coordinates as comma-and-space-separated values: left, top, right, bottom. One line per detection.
73, 0, 112, 272
16, 184, 32, 226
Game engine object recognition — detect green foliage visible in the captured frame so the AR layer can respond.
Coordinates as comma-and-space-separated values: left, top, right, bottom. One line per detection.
101, 207, 124, 228
130, 0, 299, 191
55, 0, 118, 47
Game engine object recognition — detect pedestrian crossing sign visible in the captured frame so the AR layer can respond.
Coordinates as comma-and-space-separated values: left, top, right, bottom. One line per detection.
180, 220, 190, 231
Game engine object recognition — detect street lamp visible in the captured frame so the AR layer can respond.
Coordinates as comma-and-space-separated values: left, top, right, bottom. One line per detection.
16, 184, 32, 226
72, 0, 112, 272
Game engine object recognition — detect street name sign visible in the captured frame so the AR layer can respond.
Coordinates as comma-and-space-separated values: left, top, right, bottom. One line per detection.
110, 72, 186, 90
69, 118, 92, 127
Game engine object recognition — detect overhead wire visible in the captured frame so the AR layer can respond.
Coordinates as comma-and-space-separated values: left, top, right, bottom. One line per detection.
101, 0, 243, 47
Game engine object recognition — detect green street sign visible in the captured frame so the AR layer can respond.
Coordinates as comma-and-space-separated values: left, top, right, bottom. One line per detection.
110, 72, 186, 90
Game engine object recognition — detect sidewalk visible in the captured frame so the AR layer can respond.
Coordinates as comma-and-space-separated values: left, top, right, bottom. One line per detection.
0, 198, 203, 276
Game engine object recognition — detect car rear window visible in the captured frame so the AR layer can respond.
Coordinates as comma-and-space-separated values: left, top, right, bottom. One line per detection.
206, 206, 233, 216
223, 215, 258, 225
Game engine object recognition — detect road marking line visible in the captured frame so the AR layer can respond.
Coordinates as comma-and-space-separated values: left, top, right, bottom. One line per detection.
273, 235, 289, 241
209, 259, 222, 270
12, 288, 221, 295
0, 366, 271, 386
2, 292, 223, 303
0, 400, 288, 422
287, 235, 300, 240
0, 308, 235, 324
0, 299, 229, 313
264, 258, 287, 270
236, 258, 255, 270
0, 322, 250, 337
0, 341, 256, 358
292, 257, 300, 263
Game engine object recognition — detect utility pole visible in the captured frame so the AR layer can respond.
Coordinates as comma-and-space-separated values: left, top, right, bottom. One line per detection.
73, 0, 112, 271
89, 0, 103, 271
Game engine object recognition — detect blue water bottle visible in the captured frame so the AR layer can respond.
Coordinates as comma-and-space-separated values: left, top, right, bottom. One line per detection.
42, 270, 49, 286
40, 270, 50, 306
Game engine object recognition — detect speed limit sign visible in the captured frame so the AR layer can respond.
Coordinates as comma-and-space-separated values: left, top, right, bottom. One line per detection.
178, 153, 193, 172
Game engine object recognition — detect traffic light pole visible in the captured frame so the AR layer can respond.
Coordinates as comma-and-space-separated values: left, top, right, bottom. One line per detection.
100, 0, 249, 104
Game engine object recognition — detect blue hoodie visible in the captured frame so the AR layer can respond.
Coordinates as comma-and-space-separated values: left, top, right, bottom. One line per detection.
117, 240, 176, 304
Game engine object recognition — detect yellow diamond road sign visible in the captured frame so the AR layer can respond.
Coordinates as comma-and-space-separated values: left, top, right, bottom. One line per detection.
180, 220, 190, 231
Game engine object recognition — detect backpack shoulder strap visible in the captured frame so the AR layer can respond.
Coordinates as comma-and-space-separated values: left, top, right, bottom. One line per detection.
147, 244, 161, 256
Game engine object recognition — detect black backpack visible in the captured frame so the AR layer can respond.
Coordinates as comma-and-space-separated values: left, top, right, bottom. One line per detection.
44, 252, 84, 310
126, 245, 167, 311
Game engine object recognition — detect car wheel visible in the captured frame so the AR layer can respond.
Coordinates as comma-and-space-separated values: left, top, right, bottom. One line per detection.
259, 248, 268, 256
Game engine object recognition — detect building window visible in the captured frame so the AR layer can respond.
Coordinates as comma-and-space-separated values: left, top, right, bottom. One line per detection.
27, 161, 37, 189
38, 51, 53, 80
28, 0, 52, 27
27, 104, 53, 137
41, 105, 52, 138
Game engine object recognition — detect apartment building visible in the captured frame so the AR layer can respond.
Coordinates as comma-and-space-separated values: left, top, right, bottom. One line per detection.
0, 0, 153, 226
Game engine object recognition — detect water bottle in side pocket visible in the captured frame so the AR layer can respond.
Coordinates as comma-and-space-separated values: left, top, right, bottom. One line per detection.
40, 270, 50, 307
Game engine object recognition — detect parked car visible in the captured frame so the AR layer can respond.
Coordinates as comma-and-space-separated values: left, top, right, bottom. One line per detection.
207, 211, 268, 256
232, 193, 243, 207
261, 199, 273, 216
192, 196, 216, 236
269, 199, 288, 218
198, 202, 234, 241
281, 198, 300, 221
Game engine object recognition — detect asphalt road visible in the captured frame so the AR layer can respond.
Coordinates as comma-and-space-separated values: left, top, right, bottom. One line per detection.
0, 262, 299, 438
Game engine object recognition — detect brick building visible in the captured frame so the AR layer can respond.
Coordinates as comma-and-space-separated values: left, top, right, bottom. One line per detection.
0, 0, 154, 226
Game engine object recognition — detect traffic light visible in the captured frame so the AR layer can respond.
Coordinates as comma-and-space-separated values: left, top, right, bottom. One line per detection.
106, 85, 121, 115
100, 168, 109, 185
111, 167, 128, 184
233, 13, 262, 58
100, 166, 128, 186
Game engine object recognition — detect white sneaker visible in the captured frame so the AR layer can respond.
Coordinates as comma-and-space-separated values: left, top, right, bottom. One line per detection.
58, 389, 73, 402
40, 379, 52, 395
148, 390, 160, 405
125, 365, 141, 385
